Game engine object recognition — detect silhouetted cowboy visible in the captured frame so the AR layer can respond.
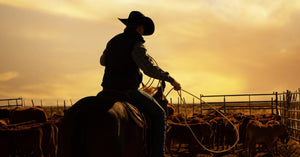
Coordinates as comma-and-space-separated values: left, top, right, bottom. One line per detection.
100, 11, 181, 157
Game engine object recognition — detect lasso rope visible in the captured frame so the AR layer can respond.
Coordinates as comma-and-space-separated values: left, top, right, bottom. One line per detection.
166, 88, 240, 153
141, 55, 239, 153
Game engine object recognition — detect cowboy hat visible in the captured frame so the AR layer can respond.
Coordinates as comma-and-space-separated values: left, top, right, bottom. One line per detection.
119, 11, 155, 36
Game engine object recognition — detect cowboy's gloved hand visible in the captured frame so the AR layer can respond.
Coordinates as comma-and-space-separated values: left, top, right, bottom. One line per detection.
171, 80, 181, 91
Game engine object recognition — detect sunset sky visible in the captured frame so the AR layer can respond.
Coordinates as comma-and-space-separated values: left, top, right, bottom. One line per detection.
0, 0, 299, 105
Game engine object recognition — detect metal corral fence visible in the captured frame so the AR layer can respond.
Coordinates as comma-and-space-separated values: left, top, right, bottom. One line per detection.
0, 97, 23, 107
170, 89, 300, 142
171, 92, 280, 116
279, 89, 300, 142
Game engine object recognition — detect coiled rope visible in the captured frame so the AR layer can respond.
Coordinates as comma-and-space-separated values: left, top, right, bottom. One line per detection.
166, 88, 240, 153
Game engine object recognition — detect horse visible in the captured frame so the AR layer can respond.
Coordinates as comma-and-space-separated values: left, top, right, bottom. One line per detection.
58, 81, 169, 157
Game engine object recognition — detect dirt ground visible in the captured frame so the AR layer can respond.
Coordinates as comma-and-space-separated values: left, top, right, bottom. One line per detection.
164, 140, 300, 157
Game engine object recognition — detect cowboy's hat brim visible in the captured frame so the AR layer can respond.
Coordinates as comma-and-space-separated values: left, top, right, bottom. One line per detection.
119, 17, 154, 36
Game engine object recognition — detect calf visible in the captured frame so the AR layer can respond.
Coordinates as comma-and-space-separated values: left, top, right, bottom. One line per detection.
246, 120, 286, 157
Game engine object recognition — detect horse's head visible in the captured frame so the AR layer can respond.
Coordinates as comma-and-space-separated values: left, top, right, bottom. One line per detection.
142, 81, 169, 114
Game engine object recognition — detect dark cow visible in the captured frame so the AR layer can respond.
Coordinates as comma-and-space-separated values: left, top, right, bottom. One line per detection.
0, 125, 43, 157
39, 122, 57, 157
9, 107, 47, 124
0, 107, 13, 119
224, 116, 239, 151
166, 119, 213, 157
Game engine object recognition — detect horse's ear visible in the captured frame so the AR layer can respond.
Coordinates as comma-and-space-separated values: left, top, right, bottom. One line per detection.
161, 81, 166, 91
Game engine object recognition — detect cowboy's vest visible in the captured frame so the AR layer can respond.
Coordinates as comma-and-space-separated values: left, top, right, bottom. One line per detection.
101, 28, 144, 91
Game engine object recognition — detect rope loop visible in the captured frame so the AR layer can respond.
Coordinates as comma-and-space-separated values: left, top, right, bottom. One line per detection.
166, 88, 240, 153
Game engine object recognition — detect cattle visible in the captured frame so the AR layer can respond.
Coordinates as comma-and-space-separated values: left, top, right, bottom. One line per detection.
0, 118, 57, 157
15, 125, 44, 157
38, 122, 57, 157
0, 107, 13, 119
238, 115, 255, 146
207, 118, 217, 149
168, 113, 185, 123
245, 119, 287, 157
9, 107, 47, 124
211, 116, 226, 150
13, 121, 57, 157
166, 116, 213, 156
0, 118, 9, 128
223, 116, 239, 152
0, 125, 43, 157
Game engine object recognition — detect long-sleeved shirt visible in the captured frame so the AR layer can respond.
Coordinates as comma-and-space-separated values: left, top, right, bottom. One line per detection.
100, 42, 174, 83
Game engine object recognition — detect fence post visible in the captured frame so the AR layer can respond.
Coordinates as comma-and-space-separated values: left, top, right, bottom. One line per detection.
275, 92, 279, 115
286, 90, 291, 132
200, 94, 203, 115
249, 95, 251, 115
183, 97, 187, 118
57, 100, 59, 113
192, 97, 195, 115
223, 96, 226, 113
271, 97, 274, 115
64, 100, 66, 110
177, 97, 180, 114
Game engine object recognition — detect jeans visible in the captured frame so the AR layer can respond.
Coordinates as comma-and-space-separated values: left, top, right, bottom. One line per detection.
129, 89, 166, 157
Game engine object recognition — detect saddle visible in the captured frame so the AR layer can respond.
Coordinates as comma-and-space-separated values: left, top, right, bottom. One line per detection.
96, 90, 148, 128
122, 101, 145, 128
96, 90, 151, 156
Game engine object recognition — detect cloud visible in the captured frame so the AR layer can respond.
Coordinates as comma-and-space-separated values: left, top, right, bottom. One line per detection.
0, 0, 300, 104
0, 71, 19, 81
0, 0, 101, 20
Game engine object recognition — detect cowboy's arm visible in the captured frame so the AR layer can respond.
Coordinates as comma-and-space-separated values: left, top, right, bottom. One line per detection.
132, 42, 177, 84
